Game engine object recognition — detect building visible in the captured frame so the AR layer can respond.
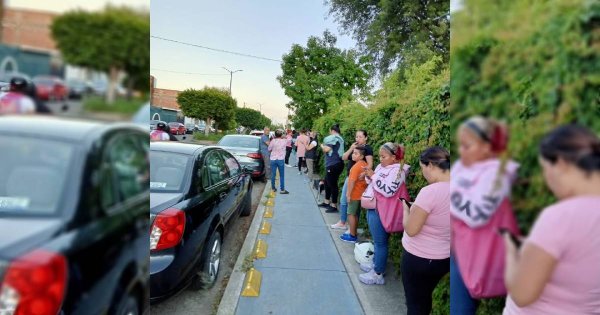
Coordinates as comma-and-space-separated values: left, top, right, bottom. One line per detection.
150, 87, 182, 123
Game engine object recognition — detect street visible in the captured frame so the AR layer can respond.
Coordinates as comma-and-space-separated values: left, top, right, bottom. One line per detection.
45, 98, 83, 116
150, 180, 266, 315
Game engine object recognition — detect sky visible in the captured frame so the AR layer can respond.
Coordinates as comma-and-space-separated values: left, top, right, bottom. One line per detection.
151, 1, 355, 125
7, 0, 149, 13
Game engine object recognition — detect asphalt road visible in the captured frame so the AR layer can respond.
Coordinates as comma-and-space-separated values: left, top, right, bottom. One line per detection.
45, 98, 83, 116
150, 180, 266, 315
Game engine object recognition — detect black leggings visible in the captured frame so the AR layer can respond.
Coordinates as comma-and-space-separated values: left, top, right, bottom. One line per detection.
285, 147, 292, 164
324, 162, 344, 204
401, 250, 450, 315
297, 157, 306, 172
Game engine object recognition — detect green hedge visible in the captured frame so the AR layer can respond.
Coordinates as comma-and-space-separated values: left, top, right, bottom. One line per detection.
451, 0, 599, 313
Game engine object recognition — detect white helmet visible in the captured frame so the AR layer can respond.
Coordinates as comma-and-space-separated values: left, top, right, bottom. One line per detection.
354, 241, 374, 265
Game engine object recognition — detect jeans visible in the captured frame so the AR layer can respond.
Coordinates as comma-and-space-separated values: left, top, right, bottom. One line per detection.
367, 209, 389, 274
340, 178, 349, 222
270, 159, 285, 190
450, 255, 478, 315
262, 151, 270, 178
401, 251, 450, 315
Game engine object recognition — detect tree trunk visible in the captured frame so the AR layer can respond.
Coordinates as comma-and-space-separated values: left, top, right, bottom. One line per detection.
205, 118, 211, 136
106, 66, 119, 104
126, 76, 134, 101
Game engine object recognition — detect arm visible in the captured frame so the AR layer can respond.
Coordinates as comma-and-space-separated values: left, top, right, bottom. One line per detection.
504, 237, 557, 307
321, 144, 332, 153
307, 141, 317, 150
346, 179, 355, 200
342, 143, 356, 161
403, 203, 430, 237
366, 155, 374, 170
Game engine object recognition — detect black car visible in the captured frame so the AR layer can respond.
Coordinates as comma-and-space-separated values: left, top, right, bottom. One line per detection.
217, 135, 265, 179
0, 116, 150, 315
149, 142, 253, 302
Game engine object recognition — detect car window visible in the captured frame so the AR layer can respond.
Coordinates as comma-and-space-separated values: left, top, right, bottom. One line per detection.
218, 136, 259, 149
204, 151, 229, 185
220, 151, 240, 177
150, 151, 190, 192
105, 134, 149, 205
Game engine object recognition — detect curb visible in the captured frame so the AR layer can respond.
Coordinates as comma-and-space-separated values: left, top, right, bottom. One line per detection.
217, 183, 271, 315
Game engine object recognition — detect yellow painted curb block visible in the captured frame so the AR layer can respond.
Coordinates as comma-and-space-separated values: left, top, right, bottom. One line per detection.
265, 198, 275, 207
263, 207, 274, 218
254, 239, 268, 259
267, 191, 276, 198
259, 221, 271, 234
241, 268, 262, 297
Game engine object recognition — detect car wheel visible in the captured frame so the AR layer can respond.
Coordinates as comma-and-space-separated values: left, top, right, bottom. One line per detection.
241, 191, 252, 216
190, 230, 222, 290
114, 290, 139, 315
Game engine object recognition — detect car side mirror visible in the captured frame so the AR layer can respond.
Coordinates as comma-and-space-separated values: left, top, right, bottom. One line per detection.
242, 166, 253, 175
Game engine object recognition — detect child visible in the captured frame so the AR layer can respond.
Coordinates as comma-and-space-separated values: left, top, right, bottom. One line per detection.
340, 146, 368, 243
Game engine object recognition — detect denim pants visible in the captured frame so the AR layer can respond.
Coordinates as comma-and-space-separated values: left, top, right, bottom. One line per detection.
367, 209, 389, 274
270, 159, 285, 190
450, 255, 478, 315
340, 178, 349, 222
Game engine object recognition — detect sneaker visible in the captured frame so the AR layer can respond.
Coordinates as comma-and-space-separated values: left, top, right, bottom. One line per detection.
298, 171, 303, 175
325, 206, 339, 213
340, 233, 358, 243
330, 222, 347, 229
359, 262, 374, 273
285, 164, 293, 168
359, 269, 385, 285
317, 203, 330, 208
280, 190, 289, 194
271, 188, 277, 193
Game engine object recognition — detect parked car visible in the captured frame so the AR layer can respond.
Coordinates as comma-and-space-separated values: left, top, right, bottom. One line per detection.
66, 79, 91, 99
149, 142, 253, 302
217, 135, 265, 179
33, 75, 69, 101
0, 116, 150, 315
168, 122, 186, 135
184, 123, 197, 134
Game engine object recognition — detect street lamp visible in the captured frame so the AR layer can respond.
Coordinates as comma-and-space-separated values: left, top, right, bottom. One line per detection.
222, 67, 243, 95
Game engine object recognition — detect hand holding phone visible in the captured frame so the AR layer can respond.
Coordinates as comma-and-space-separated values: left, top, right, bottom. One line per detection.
498, 228, 522, 248
400, 198, 412, 208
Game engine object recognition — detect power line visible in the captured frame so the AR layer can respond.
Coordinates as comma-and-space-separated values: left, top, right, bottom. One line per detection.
151, 68, 229, 75
151, 35, 282, 63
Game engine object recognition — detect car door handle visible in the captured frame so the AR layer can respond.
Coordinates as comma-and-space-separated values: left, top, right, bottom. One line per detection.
219, 192, 228, 201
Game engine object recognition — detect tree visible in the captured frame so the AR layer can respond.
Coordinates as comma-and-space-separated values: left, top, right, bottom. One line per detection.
235, 107, 271, 130
177, 87, 237, 135
277, 31, 371, 129
326, 0, 449, 75
51, 6, 149, 103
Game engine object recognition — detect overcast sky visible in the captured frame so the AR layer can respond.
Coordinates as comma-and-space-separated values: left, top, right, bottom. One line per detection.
151, 1, 355, 125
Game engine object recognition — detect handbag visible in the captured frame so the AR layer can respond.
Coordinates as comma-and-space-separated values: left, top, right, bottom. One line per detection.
376, 182, 410, 233
360, 185, 377, 209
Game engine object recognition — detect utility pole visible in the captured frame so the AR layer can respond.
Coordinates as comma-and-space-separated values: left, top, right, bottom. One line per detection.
222, 67, 242, 95
257, 103, 263, 114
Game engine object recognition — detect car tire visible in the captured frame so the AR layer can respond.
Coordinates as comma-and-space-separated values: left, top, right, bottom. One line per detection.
190, 230, 222, 290
241, 190, 252, 216
114, 290, 139, 315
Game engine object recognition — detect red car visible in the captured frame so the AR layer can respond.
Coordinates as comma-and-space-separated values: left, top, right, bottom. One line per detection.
168, 122, 186, 135
33, 76, 69, 101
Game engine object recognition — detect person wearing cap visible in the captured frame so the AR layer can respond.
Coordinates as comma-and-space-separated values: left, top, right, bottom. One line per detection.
150, 122, 171, 141
0, 77, 36, 115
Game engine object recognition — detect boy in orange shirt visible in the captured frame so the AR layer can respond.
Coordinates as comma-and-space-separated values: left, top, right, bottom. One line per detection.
340, 146, 368, 243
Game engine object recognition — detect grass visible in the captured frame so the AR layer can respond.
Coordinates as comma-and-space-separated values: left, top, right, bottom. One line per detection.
241, 253, 255, 272
193, 132, 227, 142
83, 96, 146, 115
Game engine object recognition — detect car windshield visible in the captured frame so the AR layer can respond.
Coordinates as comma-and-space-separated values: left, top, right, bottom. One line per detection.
150, 151, 190, 192
0, 136, 74, 216
168, 122, 179, 127
218, 136, 259, 149
33, 78, 54, 85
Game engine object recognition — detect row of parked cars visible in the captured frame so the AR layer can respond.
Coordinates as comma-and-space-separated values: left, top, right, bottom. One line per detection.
150, 120, 215, 135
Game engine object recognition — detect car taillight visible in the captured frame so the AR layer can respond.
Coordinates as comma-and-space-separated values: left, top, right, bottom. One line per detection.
150, 208, 185, 251
0, 249, 67, 315
247, 153, 262, 159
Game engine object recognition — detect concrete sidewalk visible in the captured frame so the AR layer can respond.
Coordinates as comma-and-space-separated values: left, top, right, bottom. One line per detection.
218, 167, 406, 315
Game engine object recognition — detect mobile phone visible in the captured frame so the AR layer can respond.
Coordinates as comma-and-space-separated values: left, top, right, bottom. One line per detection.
400, 198, 412, 208
498, 228, 522, 248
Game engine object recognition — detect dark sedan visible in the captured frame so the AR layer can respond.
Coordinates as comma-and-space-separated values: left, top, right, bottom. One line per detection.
150, 142, 253, 303
0, 116, 150, 315
217, 135, 265, 179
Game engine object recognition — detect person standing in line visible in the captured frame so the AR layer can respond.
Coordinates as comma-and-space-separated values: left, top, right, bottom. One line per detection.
305, 131, 319, 184
260, 127, 271, 182
284, 129, 293, 167
296, 129, 310, 175
318, 124, 345, 212
268, 129, 290, 194
339, 145, 368, 243
402, 146, 451, 315
503, 125, 600, 314
331, 130, 374, 230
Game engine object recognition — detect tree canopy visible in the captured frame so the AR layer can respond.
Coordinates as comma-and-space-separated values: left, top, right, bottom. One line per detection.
235, 107, 271, 130
177, 87, 237, 134
277, 30, 371, 129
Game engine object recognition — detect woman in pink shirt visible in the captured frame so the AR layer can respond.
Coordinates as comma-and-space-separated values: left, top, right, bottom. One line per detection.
295, 129, 310, 174
268, 129, 289, 194
503, 125, 600, 314
401, 146, 450, 315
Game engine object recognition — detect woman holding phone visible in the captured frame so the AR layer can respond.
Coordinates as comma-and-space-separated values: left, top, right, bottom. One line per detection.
502, 125, 600, 314
402, 146, 451, 315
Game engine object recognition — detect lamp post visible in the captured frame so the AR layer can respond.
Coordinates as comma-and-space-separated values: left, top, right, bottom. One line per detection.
222, 67, 242, 95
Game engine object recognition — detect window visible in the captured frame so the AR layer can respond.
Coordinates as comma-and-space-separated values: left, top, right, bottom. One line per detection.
204, 151, 229, 186
220, 151, 240, 177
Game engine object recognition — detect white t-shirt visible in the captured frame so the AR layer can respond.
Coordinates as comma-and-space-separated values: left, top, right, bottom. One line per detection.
150, 130, 170, 141
0, 92, 36, 114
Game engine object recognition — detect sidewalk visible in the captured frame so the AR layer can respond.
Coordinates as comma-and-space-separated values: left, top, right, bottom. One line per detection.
218, 167, 406, 315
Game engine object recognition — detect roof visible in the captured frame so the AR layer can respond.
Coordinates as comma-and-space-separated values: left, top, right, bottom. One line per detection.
221, 134, 261, 139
